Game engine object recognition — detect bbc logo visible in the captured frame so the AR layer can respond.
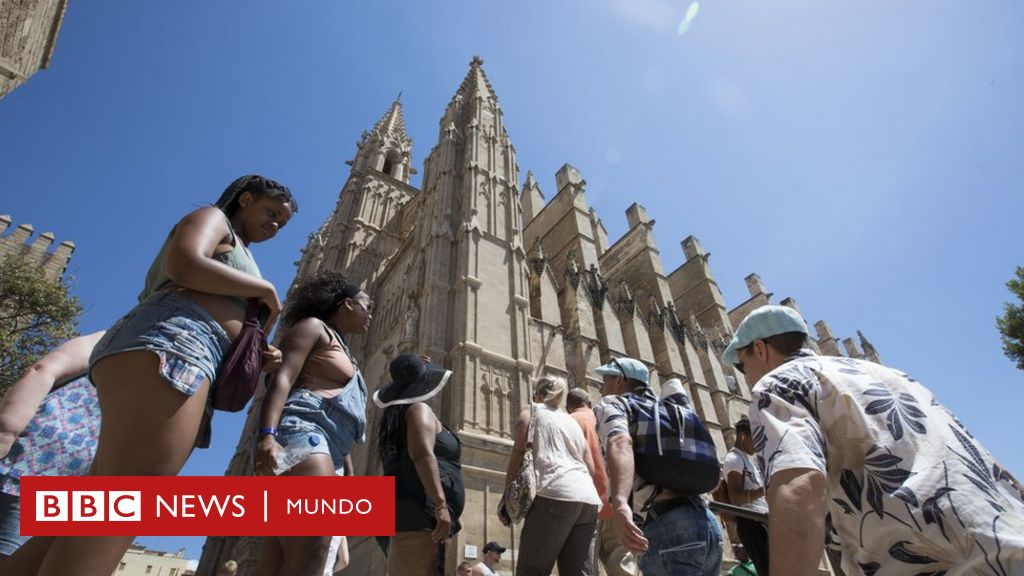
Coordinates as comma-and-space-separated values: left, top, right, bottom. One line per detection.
36, 491, 142, 522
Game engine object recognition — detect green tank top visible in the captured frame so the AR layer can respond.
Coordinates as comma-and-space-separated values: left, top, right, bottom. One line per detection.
139, 211, 262, 302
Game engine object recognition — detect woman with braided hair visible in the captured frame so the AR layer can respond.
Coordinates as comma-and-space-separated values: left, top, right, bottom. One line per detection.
30, 174, 298, 576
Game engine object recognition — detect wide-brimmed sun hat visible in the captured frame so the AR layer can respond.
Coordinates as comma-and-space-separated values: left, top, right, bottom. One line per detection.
372, 353, 452, 408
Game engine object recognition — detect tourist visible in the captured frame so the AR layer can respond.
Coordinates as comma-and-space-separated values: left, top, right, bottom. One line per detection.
0, 332, 105, 565
471, 541, 505, 576
457, 560, 474, 576
504, 377, 600, 576
375, 353, 464, 576
252, 272, 371, 575
727, 544, 756, 576
593, 357, 723, 576
725, 304, 1024, 575
722, 418, 769, 575
32, 174, 297, 576
565, 388, 637, 576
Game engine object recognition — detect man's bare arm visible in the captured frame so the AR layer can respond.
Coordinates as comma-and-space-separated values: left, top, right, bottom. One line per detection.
767, 467, 828, 576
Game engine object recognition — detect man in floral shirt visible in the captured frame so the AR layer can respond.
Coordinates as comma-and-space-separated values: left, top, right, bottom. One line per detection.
723, 305, 1024, 576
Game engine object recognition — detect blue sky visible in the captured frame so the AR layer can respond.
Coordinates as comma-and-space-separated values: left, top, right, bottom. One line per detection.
2, 0, 1023, 561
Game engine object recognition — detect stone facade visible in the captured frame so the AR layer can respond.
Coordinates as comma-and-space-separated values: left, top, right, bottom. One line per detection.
198, 57, 876, 575
0, 0, 69, 99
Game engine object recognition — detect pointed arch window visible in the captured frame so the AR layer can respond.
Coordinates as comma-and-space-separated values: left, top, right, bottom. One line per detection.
381, 150, 402, 179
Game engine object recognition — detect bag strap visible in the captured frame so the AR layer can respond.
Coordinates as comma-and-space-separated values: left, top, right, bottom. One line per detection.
324, 320, 359, 369
525, 403, 537, 450
653, 397, 664, 456
245, 298, 262, 325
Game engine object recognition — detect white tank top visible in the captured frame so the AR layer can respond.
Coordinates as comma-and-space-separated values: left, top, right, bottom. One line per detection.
530, 404, 601, 505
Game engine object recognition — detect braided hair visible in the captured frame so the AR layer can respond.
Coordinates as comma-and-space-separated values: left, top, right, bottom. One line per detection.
214, 174, 299, 217
282, 271, 361, 328
376, 404, 411, 474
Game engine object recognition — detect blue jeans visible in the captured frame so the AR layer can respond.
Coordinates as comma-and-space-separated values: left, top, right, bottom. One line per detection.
639, 501, 723, 576
0, 492, 27, 557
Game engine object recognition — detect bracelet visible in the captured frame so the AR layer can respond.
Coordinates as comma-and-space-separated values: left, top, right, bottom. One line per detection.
434, 502, 448, 511
258, 427, 278, 437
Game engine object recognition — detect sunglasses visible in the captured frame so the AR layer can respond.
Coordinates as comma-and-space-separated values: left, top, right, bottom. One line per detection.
348, 298, 374, 313
733, 345, 752, 375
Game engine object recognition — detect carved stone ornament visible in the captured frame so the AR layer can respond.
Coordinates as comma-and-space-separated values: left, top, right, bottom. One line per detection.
585, 264, 608, 309
619, 282, 636, 317
528, 242, 547, 276
565, 252, 581, 290
666, 302, 686, 343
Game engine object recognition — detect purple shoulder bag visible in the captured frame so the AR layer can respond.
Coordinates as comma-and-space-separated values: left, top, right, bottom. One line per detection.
212, 298, 269, 412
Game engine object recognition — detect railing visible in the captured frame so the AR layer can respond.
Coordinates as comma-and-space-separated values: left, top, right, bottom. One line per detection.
707, 500, 768, 524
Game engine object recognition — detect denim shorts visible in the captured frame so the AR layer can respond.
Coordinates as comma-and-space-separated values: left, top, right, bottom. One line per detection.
90, 290, 231, 397
276, 388, 365, 475
0, 492, 27, 557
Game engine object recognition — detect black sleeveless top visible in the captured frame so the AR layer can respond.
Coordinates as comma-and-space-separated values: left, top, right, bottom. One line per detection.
388, 414, 465, 533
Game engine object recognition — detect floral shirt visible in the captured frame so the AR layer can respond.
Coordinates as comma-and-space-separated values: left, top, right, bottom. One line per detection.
750, 350, 1024, 576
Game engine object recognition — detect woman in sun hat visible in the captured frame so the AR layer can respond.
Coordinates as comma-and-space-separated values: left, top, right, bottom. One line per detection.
374, 353, 464, 576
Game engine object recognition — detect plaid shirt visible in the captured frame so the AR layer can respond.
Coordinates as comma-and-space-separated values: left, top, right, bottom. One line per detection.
595, 387, 713, 524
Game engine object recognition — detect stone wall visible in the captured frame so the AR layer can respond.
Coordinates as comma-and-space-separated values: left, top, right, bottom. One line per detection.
0, 0, 68, 98
0, 214, 75, 280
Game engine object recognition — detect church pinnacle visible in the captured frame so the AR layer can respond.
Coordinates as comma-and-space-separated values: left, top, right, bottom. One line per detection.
352, 99, 414, 183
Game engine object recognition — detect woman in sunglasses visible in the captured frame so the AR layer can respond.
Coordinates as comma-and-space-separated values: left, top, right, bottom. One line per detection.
253, 272, 372, 576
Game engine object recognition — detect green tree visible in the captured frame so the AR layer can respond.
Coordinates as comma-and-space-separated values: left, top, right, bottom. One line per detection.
996, 266, 1024, 371
0, 254, 82, 393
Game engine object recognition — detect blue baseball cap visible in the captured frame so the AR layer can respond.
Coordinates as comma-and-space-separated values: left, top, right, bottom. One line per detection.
595, 357, 650, 385
722, 305, 809, 366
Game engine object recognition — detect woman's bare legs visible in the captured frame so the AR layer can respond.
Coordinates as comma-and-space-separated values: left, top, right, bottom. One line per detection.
256, 534, 284, 576
332, 536, 349, 574
258, 453, 335, 576
0, 537, 55, 576
37, 351, 211, 576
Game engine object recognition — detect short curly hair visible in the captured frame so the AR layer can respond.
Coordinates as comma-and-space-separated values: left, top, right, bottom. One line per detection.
283, 272, 361, 327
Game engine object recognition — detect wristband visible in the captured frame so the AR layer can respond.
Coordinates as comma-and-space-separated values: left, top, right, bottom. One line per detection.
259, 427, 278, 437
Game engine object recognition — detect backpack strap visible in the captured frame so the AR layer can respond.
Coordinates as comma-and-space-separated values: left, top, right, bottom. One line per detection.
653, 397, 664, 456
525, 403, 537, 450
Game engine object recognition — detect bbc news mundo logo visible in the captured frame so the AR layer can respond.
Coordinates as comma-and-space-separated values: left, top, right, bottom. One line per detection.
21, 476, 395, 536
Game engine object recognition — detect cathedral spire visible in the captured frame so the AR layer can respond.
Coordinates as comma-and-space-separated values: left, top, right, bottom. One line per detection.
372, 99, 409, 144
858, 330, 881, 363
352, 99, 414, 183
459, 55, 498, 101
437, 56, 504, 136
521, 170, 545, 223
